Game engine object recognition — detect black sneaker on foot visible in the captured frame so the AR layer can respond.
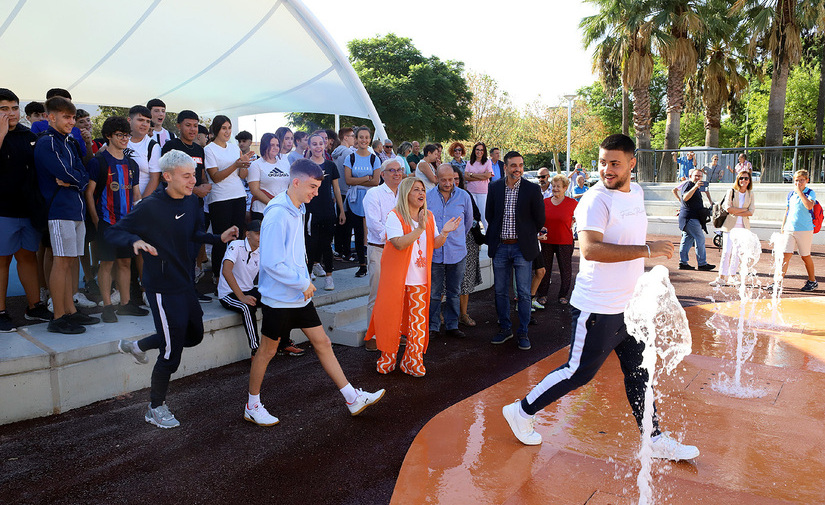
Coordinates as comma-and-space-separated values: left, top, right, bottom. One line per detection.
801, 280, 819, 292
48, 314, 86, 334
68, 311, 100, 326
678, 263, 695, 270
117, 301, 149, 316
101, 305, 118, 323
24, 302, 53, 322
197, 293, 212, 303
445, 328, 466, 338
355, 266, 367, 277
697, 263, 716, 271
84, 278, 101, 297
0, 311, 16, 332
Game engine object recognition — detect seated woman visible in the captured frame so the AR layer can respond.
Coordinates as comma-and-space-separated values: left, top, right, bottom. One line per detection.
365, 177, 461, 377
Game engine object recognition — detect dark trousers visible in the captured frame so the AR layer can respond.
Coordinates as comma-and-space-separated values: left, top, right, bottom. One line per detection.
334, 203, 352, 258
521, 307, 660, 434
345, 208, 366, 265
220, 288, 261, 350
306, 218, 335, 273
209, 197, 246, 276
537, 243, 574, 300
137, 290, 204, 407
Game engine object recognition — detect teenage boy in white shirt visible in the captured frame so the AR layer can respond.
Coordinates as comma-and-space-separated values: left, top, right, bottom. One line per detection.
147, 98, 175, 147
218, 219, 263, 354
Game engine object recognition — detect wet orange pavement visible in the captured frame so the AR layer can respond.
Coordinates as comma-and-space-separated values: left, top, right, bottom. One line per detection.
391, 297, 825, 504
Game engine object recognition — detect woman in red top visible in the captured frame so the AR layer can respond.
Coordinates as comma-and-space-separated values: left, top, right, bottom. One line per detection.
537, 174, 577, 305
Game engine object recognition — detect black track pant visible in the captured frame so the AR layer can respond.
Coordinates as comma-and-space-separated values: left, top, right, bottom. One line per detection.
137, 290, 204, 408
345, 208, 365, 265
219, 288, 261, 350
521, 306, 660, 435
209, 197, 246, 277
306, 218, 335, 273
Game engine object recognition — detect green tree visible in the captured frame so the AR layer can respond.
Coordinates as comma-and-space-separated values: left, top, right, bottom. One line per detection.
91, 106, 129, 138
466, 72, 521, 149
290, 34, 471, 143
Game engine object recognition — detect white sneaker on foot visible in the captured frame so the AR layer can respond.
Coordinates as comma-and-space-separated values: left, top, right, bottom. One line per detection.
312, 263, 326, 277
73, 292, 97, 309
118, 339, 148, 364
145, 403, 180, 429
101, 289, 122, 306
244, 402, 280, 426
708, 277, 724, 287
650, 432, 699, 460
347, 388, 385, 416
47, 297, 53, 313
502, 400, 542, 445
324, 276, 335, 291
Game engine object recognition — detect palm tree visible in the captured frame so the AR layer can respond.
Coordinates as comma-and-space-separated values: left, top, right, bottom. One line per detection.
581, 0, 662, 181
591, 36, 631, 136
699, 0, 749, 147
733, 0, 823, 182
651, 1, 703, 181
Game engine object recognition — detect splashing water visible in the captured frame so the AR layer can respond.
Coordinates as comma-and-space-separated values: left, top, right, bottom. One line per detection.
709, 229, 766, 398
768, 232, 790, 320
625, 265, 692, 505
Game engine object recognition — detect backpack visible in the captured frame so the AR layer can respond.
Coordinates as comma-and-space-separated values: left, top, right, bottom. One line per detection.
348, 152, 377, 171
712, 189, 733, 229
146, 138, 159, 162
787, 188, 823, 233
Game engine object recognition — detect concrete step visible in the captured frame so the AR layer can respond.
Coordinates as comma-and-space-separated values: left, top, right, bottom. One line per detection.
644, 201, 789, 222
317, 295, 370, 328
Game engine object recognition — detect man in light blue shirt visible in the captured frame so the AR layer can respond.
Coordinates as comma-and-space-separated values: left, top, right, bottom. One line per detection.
672, 151, 695, 181
426, 164, 473, 337
775, 169, 818, 292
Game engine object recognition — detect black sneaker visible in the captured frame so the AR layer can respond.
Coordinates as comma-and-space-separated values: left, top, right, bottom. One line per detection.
197, 293, 212, 303
0, 311, 16, 332
84, 278, 101, 297
47, 314, 86, 334
678, 263, 695, 270
101, 305, 118, 323
24, 302, 53, 322
117, 301, 149, 316
446, 328, 466, 338
697, 263, 716, 271
355, 266, 368, 277
68, 311, 100, 326
801, 280, 819, 292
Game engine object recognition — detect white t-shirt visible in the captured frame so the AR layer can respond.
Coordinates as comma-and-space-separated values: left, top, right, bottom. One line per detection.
152, 127, 174, 147
247, 157, 291, 213
385, 212, 439, 286
126, 136, 161, 195
217, 238, 260, 299
204, 142, 247, 203
570, 182, 648, 314
415, 162, 437, 191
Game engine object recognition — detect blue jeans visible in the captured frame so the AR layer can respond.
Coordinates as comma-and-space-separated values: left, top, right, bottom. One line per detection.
429, 258, 467, 331
493, 243, 532, 336
679, 218, 707, 266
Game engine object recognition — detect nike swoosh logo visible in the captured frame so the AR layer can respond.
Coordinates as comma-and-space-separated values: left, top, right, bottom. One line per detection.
175, 213, 185, 219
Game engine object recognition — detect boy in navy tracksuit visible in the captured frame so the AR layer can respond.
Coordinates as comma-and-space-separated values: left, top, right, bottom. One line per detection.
34, 96, 99, 334
108, 149, 238, 429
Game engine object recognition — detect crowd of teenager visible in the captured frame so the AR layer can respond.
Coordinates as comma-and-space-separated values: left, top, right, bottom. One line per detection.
0, 86, 814, 454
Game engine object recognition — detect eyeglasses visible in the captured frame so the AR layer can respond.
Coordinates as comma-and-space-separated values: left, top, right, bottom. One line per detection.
112, 132, 130, 140
385, 168, 404, 174
537, 175, 548, 179
455, 149, 463, 153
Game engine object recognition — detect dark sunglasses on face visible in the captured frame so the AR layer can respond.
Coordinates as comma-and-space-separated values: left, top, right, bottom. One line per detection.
537, 175, 548, 179
739, 177, 750, 181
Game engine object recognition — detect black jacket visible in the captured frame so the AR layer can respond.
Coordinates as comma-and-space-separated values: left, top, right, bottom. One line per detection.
106, 188, 221, 294
485, 177, 545, 260
0, 124, 39, 218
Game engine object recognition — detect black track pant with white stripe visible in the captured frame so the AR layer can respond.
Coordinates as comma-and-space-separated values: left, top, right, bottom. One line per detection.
136, 290, 204, 408
219, 288, 261, 350
521, 306, 660, 435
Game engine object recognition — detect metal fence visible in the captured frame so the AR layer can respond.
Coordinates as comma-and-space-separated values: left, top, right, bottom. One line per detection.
635, 145, 825, 184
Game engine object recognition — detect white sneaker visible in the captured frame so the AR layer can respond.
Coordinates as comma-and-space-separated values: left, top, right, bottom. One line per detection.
650, 432, 699, 460
118, 339, 149, 364
47, 297, 53, 313
145, 403, 180, 429
502, 400, 542, 445
101, 289, 122, 307
324, 276, 335, 291
244, 402, 280, 426
708, 277, 724, 287
347, 388, 385, 416
73, 292, 97, 309
312, 263, 326, 277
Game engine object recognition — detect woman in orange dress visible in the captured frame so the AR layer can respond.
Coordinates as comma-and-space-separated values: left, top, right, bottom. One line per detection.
365, 177, 461, 377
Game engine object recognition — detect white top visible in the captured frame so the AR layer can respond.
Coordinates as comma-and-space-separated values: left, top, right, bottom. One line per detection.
542, 187, 553, 199
735, 192, 746, 229
363, 184, 398, 244
152, 127, 173, 147
247, 157, 290, 213
204, 142, 247, 202
570, 182, 648, 314
385, 212, 438, 286
415, 163, 436, 191
217, 238, 260, 299
126, 135, 161, 195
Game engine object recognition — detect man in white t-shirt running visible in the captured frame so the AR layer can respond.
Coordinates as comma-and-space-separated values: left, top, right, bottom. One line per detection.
502, 134, 700, 462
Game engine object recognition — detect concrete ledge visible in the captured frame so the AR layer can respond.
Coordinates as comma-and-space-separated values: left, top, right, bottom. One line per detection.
0, 251, 495, 426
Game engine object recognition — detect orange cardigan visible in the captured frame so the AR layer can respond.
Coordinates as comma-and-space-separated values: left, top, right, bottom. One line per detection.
365, 209, 435, 354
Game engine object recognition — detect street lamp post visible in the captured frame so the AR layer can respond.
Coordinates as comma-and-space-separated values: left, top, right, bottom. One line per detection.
564, 94, 576, 173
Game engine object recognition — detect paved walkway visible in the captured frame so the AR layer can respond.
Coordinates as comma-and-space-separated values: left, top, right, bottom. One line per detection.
1, 233, 822, 505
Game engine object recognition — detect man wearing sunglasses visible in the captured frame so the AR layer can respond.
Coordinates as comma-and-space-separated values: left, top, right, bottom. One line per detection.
537, 167, 552, 199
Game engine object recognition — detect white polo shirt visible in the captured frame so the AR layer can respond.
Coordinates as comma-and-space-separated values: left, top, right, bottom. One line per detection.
363, 183, 398, 245
217, 238, 260, 299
